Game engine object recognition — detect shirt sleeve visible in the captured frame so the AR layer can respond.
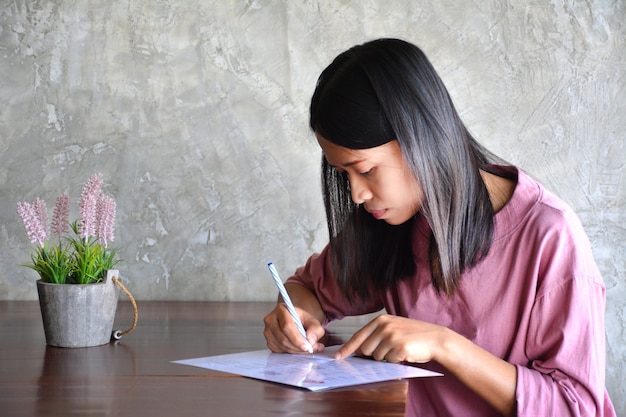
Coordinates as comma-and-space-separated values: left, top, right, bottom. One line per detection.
286, 244, 384, 325
514, 204, 615, 416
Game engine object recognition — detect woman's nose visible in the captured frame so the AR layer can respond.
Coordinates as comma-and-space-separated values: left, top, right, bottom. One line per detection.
349, 176, 372, 205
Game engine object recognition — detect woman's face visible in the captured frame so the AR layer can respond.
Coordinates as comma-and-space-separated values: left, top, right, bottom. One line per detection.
317, 134, 424, 225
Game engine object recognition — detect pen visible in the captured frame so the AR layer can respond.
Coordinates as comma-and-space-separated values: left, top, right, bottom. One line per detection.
267, 262, 314, 354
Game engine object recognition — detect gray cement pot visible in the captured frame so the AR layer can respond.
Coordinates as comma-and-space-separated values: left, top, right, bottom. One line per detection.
36, 270, 120, 348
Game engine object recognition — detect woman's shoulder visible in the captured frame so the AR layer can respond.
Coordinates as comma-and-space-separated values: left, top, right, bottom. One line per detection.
516, 168, 585, 232
493, 166, 601, 289
494, 166, 583, 235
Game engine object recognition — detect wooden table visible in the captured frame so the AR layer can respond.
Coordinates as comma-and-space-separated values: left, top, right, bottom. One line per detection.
0, 301, 407, 416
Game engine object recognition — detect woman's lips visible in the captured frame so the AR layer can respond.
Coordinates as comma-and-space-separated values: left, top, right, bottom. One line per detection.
369, 209, 387, 219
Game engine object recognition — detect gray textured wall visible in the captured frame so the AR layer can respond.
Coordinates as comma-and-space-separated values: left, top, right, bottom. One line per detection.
1, 0, 624, 410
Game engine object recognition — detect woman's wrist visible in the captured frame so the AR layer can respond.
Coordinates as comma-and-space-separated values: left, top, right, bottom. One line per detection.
284, 282, 326, 323
431, 326, 462, 368
432, 326, 517, 415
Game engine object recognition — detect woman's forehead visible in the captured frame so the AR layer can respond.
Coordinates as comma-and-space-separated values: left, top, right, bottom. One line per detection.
317, 133, 400, 168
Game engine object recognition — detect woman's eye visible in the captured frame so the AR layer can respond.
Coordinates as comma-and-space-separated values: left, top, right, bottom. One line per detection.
360, 169, 373, 176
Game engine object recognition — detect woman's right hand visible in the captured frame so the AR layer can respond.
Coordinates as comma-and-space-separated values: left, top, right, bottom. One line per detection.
263, 286, 326, 354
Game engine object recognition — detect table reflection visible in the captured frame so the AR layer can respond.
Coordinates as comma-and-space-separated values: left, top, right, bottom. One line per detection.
36, 343, 137, 417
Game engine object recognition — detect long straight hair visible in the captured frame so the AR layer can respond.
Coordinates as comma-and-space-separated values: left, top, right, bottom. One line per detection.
310, 38, 502, 300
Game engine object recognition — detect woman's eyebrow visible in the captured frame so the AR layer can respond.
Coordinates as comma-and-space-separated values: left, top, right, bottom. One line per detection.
343, 159, 366, 168
328, 158, 367, 170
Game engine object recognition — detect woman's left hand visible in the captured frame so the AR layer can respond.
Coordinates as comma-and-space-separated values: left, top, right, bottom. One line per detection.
334, 313, 517, 416
334, 314, 447, 364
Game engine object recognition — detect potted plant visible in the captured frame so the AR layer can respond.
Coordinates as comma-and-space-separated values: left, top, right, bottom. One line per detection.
17, 173, 136, 348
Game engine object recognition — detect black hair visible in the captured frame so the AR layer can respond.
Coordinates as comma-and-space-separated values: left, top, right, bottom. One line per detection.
310, 38, 502, 300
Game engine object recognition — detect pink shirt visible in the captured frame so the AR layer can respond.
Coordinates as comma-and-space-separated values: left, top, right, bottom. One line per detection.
287, 167, 615, 417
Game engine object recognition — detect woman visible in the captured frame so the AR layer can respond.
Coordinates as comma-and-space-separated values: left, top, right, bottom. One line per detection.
263, 38, 615, 417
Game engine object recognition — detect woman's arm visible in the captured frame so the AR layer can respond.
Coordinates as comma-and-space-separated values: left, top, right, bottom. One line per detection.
335, 315, 517, 416
437, 326, 517, 416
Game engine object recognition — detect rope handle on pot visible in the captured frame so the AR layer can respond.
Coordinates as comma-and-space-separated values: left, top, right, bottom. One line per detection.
111, 275, 138, 340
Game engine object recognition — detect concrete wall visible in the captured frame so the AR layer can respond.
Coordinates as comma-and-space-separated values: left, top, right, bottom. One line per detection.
0, 0, 624, 411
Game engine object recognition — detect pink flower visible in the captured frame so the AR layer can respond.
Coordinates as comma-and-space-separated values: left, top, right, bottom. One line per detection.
51, 193, 70, 238
78, 194, 97, 239
17, 201, 48, 247
80, 173, 103, 204
96, 195, 116, 247
78, 174, 103, 240
32, 198, 49, 238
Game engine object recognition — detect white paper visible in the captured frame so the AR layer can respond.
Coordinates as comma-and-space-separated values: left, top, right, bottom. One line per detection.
172, 345, 442, 391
